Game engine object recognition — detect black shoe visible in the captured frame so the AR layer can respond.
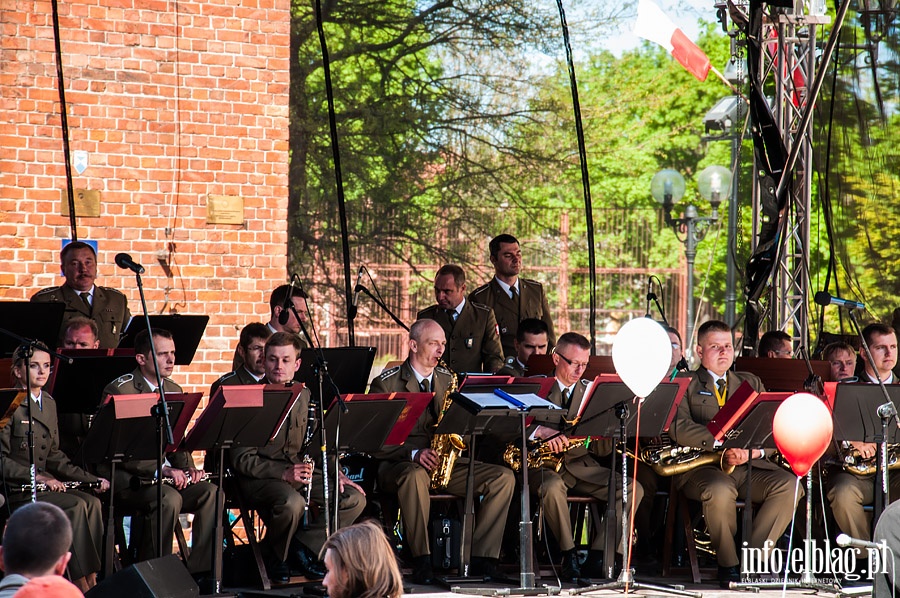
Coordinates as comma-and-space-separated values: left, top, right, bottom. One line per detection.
561, 550, 581, 582
580, 550, 607, 579
410, 555, 434, 585
266, 558, 291, 584
289, 539, 326, 580
469, 556, 499, 581
718, 565, 741, 588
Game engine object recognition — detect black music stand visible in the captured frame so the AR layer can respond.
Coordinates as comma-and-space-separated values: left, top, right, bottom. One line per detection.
182, 383, 303, 595
118, 315, 209, 365
47, 349, 136, 414
81, 393, 192, 575
338, 392, 432, 447
0, 302, 66, 356
323, 399, 405, 453
296, 347, 376, 397
440, 389, 560, 593
571, 380, 697, 598
735, 356, 832, 391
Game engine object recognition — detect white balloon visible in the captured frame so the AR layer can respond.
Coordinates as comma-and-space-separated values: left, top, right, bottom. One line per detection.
612, 317, 672, 398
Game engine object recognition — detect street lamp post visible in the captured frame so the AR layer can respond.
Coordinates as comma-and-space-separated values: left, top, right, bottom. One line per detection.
651, 166, 732, 354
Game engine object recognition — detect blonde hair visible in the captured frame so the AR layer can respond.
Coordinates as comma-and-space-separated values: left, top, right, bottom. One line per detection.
320, 520, 403, 598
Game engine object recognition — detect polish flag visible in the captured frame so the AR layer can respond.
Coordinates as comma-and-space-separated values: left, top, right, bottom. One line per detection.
633, 0, 711, 82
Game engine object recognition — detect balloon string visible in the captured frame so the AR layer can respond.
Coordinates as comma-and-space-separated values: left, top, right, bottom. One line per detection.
627, 395, 641, 590
781, 476, 801, 597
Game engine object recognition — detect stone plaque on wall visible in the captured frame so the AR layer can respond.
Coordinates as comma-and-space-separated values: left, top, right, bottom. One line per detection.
206, 194, 244, 225
61, 189, 101, 217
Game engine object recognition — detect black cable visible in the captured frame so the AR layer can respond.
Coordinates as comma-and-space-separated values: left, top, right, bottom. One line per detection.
554, 0, 596, 355
313, 0, 355, 346
50, 0, 78, 242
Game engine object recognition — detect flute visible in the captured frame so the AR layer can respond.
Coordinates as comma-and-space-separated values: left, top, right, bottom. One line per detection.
14, 480, 102, 493
129, 472, 212, 491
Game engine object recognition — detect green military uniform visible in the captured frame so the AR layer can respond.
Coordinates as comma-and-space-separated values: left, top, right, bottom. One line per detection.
230, 324, 307, 372
0, 391, 104, 580
101, 369, 216, 573
229, 381, 365, 562
31, 284, 130, 349
669, 369, 802, 568
370, 360, 515, 559
468, 278, 555, 358
416, 300, 503, 374
495, 356, 526, 378
528, 379, 643, 553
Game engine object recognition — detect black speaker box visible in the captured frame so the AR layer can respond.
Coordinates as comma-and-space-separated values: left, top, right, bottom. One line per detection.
86, 554, 199, 598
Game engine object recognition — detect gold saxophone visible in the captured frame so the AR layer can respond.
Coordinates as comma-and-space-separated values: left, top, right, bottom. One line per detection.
842, 444, 900, 476
429, 365, 464, 490
502, 440, 578, 472
624, 442, 735, 476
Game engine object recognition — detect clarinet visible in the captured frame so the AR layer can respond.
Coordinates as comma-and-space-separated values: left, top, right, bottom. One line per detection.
15, 480, 102, 493
301, 400, 317, 515
129, 472, 213, 491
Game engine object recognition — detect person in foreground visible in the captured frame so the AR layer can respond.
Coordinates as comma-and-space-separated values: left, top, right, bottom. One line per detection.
0, 503, 81, 597
320, 520, 404, 598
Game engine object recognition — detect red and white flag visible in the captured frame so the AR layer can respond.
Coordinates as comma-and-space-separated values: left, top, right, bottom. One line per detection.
633, 0, 711, 82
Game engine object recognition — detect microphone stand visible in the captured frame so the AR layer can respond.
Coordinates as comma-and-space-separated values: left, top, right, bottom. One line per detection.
0, 328, 73, 504
285, 279, 344, 536
354, 285, 409, 332
130, 268, 174, 557
847, 307, 893, 522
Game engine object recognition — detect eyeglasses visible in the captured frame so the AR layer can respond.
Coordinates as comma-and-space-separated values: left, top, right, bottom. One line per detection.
556, 352, 588, 369
771, 350, 792, 356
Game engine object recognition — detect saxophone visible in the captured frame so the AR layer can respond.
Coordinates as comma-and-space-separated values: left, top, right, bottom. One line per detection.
429, 365, 464, 490
842, 444, 900, 476
502, 440, 578, 472
624, 441, 734, 476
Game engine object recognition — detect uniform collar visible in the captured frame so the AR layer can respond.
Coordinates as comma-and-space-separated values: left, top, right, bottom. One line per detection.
494, 277, 519, 299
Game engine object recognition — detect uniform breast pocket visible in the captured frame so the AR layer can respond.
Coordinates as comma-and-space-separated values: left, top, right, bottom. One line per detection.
95, 310, 122, 336
11, 419, 29, 450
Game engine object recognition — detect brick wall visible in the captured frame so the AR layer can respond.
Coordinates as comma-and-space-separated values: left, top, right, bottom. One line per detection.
0, 0, 291, 394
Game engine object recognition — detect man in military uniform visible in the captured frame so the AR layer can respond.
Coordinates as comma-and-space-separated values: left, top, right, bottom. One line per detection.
495, 318, 550, 377
369, 319, 515, 584
416, 264, 503, 374
232, 284, 310, 371
230, 332, 366, 583
469, 234, 555, 357
2, 343, 109, 593
213, 322, 270, 396
527, 332, 644, 581
670, 320, 802, 587
56, 317, 101, 462
101, 328, 217, 577
31, 241, 131, 349
827, 324, 900, 558
757, 330, 792, 359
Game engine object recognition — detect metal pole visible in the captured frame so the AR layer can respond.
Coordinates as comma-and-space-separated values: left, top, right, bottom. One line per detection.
684, 205, 699, 350
725, 130, 740, 327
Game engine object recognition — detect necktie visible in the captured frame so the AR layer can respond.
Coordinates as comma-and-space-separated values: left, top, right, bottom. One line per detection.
715, 378, 727, 407
446, 309, 458, 324
510, 286, 518, 302
79, 291, 92, 313
561, 387, 571, 408
419, 379, 431, 393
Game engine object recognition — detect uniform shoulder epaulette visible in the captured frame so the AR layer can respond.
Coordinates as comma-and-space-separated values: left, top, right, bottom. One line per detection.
31, 286, 62, 298
417, 306, 438, 319
215, 371, 238, 385
504, 356, 516, 365
113, 373, 134, 387
98, 285, 126, 298
435, 365, 452, 376
520, 278, 544, 289
378, 366, 401, 380
578, 378, 590, 387
471, 301, 492, 313
469, 283, 491, 298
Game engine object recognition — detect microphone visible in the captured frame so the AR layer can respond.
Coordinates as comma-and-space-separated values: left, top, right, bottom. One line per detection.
645, 277, 654, 318
836, 533, 884, 550
878, 401, 897, 420
814, 291, 865, 310
352, 266, 364, 308
114, 253, 145, 274
278, 275, 297, 326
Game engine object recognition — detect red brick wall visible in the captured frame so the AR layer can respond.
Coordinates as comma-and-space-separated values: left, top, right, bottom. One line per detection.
0, 0, 291, 394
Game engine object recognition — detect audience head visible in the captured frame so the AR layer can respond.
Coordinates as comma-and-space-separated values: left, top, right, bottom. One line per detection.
269, 284, 309, 334
264, 331, 303, 384
320, 520, 403, 598
514, 318, 550, 367
134, 328, 176, 381
553, 332, 590, 387
11, 343, 52, 393
238, 322, 272, 377
823, 341, 857, 382
696, 320, 734, 377
433, 265, 467, 311
13, 575, 83, 598
861, 323, 897, 380
758, 330, 792, 359
59, 241, 97, 293
0, 502, 72, 578
60, 317, 100, 350
408, 319, 446, 374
